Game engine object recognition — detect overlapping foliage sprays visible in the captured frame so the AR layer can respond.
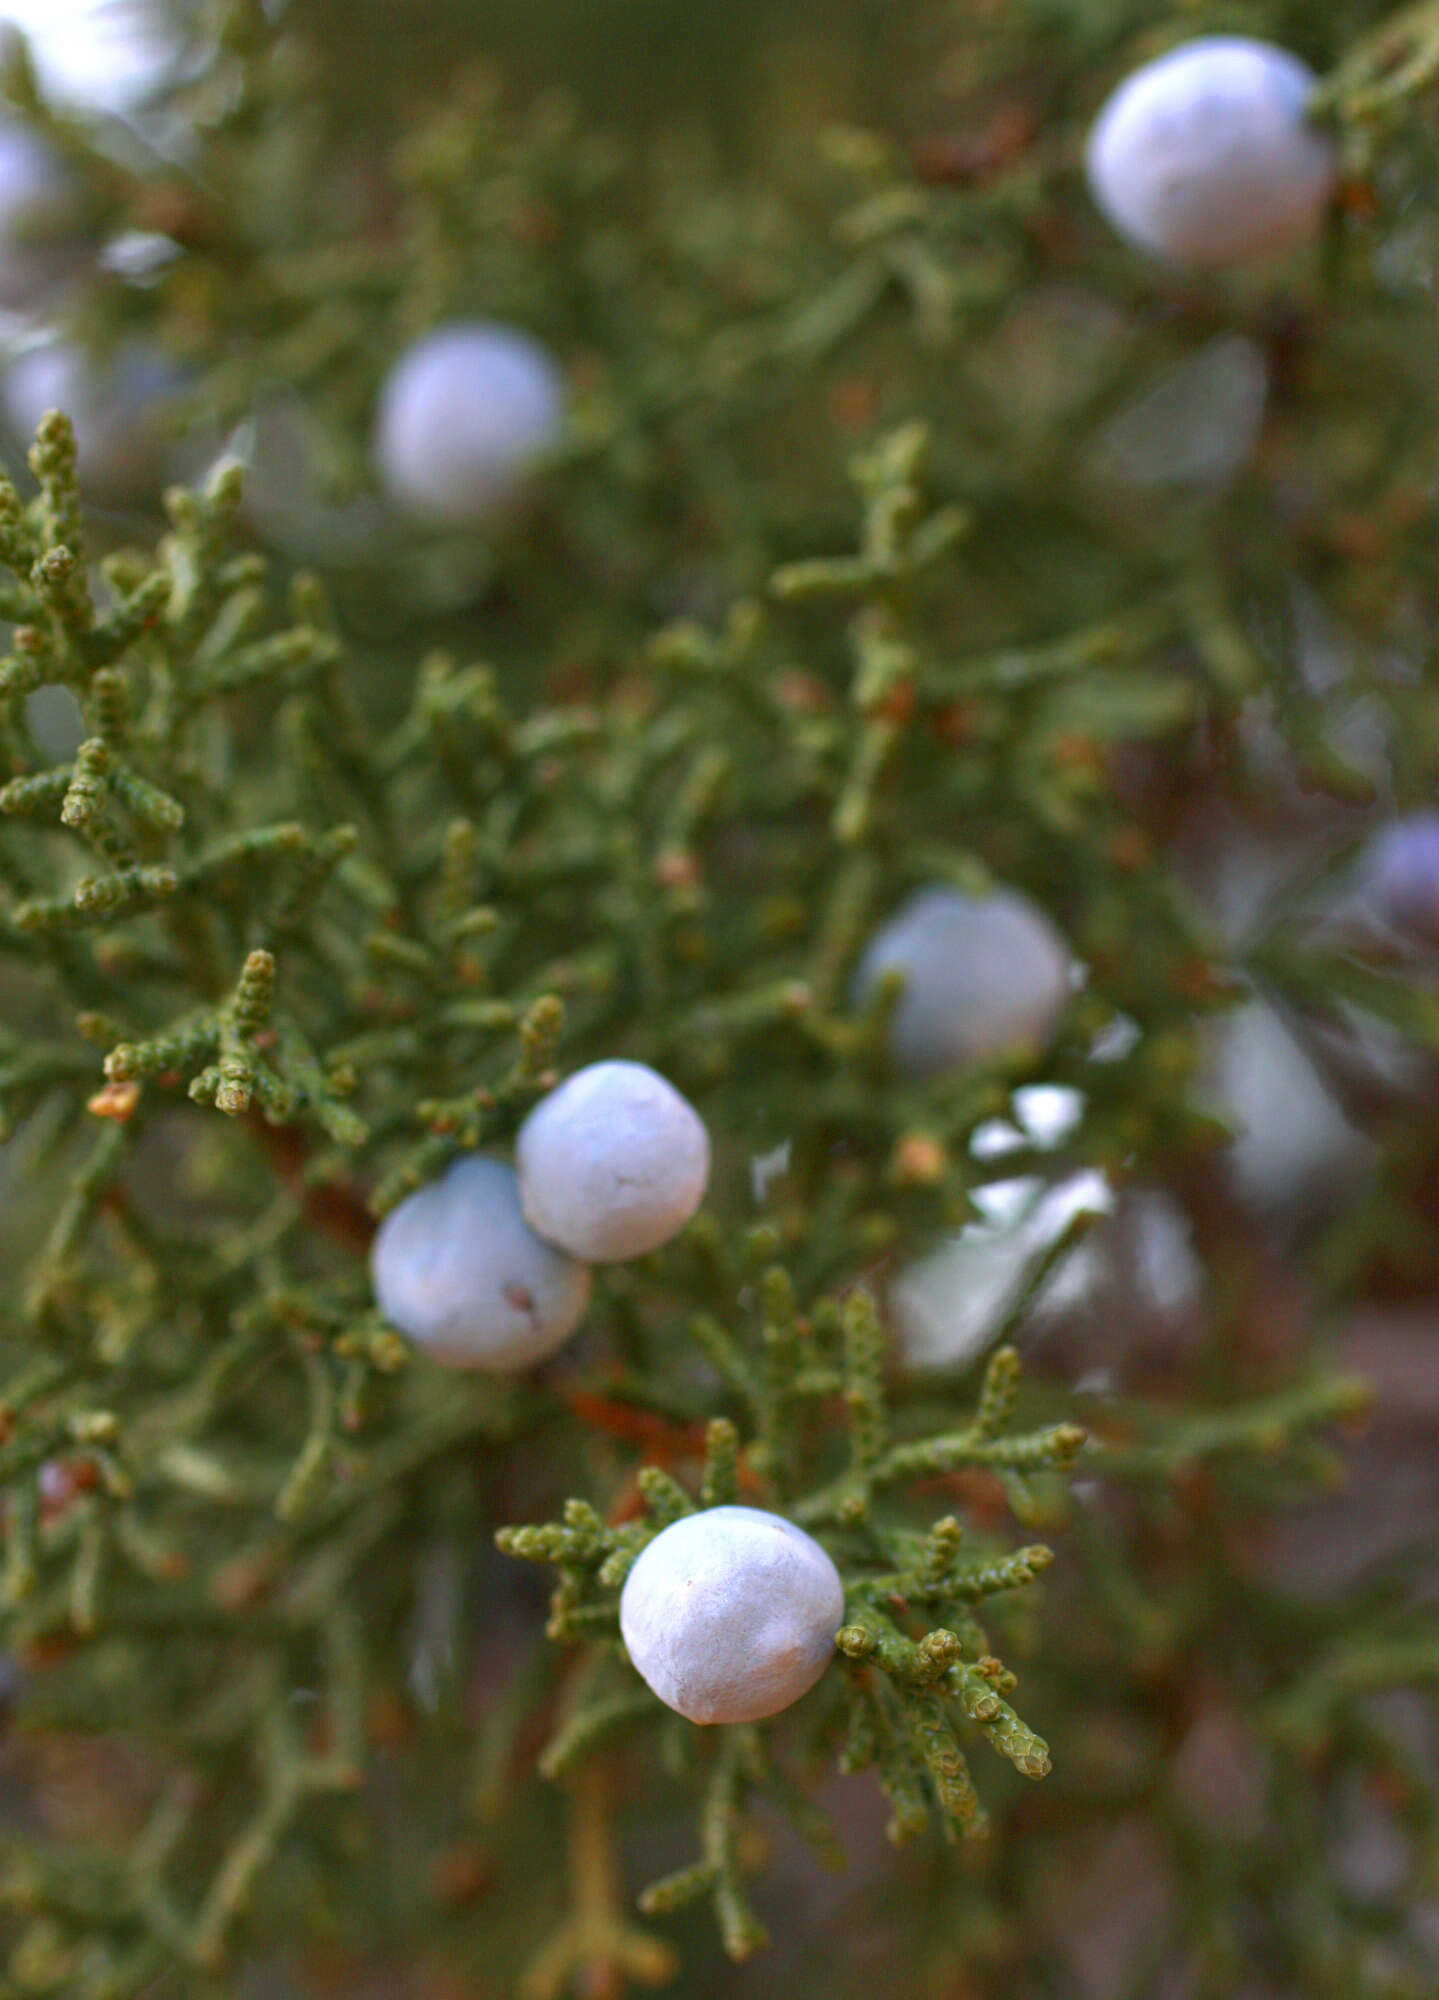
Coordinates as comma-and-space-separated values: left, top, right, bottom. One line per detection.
0, 3, 1435, 1996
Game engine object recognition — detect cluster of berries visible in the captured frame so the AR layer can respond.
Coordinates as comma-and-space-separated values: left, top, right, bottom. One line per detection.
372, 882, 1069, 1721
0, 38, 1338, 516
16, 32, 1428, 1737
371, 1059, 709, 1369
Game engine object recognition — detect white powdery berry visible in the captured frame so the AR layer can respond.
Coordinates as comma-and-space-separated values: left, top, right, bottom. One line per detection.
370, 1154, 592, 1371
373, 321, 564, 526
2, 341, 184, 503
1363, 813, 1439, 944
854, 884, 1072, 1080
619, 1506, 845, 1725
0, 122, 88, 310
1085, 38, 1336, 268
517, 1060, 710, 1263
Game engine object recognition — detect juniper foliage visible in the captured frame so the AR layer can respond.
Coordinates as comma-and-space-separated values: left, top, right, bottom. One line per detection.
0, 3, 1434, 1997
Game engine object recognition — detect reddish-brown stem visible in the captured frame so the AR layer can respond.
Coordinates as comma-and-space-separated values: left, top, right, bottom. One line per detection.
249, 1113, 376, 1254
